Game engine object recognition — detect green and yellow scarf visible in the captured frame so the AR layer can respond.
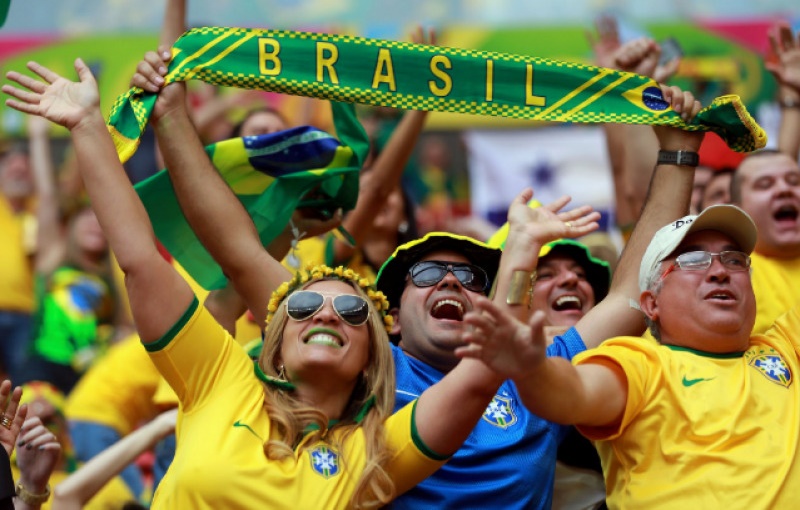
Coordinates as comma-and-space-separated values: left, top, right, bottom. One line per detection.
109, 26, 765, 160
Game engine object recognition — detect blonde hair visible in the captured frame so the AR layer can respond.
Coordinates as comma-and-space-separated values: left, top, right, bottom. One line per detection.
257, 277, 397, 508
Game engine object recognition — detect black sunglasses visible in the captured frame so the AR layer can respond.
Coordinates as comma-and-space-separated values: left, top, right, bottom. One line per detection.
285, 290, 371, 326
408, 261, 490, 294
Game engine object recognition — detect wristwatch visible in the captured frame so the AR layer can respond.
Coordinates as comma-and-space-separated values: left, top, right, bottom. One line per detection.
657, 150, 699, 168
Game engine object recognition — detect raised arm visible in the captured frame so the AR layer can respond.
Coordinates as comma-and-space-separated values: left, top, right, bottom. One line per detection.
14, 416, 61, 510
3, 60, 193, 343
574, 85, 704, 349
765, 21, 800, 161
413, 189, 600, 455
133, 49, 292, 327
52, 409, 177, 510
331, 27, 433, 264
455, 297, 627, 428
27, 115, 64, 274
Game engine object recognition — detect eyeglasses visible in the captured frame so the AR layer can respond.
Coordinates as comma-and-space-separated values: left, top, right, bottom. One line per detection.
660, 250, 751, 280
285, 290, 371, 326
408, 261, 490, 294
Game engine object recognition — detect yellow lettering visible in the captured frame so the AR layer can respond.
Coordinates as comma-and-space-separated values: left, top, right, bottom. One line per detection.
428, 55, 453, 97
371, 49, 397, 91
316, 42, 340, 84
485, 60, 494, 101
258, 38, 281, 76
525, 64, 546, 107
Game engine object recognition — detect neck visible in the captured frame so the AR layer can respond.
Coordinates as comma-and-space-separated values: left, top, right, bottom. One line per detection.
661, 330, 750, 354
292, 378, 357, 421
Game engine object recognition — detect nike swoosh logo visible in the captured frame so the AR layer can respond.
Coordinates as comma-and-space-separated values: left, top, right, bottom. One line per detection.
682, 376, 714, 387
233, 420, 263, 440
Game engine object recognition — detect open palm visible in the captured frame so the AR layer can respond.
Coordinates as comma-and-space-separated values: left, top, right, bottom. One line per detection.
3, 59, 100, 130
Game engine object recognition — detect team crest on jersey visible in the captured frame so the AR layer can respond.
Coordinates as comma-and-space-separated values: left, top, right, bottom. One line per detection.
309, 445, 340, 479
482, 395, 517, 429
748, 353, 792, 387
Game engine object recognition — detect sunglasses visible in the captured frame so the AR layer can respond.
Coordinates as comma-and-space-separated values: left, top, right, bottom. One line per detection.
408, 261, 490, 294
285, 290, 371, 326
660, 250, 750, 281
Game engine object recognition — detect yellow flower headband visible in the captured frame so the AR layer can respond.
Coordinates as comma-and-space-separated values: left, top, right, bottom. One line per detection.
266, 264, 394, 333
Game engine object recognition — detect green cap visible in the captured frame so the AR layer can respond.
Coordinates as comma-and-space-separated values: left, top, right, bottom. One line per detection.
539, 239, 611, 301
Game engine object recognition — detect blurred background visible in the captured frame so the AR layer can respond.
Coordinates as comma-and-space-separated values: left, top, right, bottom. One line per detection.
1, 0, 798, 236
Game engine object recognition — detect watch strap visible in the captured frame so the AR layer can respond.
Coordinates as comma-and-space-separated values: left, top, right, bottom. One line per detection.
657, 150, 699, 168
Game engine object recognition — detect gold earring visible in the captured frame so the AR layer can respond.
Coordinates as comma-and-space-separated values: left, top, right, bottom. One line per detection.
277, 365, 288, 381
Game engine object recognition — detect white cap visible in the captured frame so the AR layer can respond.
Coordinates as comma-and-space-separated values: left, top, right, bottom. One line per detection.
638, 205, 758, 292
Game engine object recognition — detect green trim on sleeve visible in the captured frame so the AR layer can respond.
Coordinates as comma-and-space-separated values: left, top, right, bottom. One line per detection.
144, 297, 200, 352
409, 400, 451, 461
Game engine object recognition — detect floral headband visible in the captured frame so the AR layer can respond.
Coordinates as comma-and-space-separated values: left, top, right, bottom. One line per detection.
266, 264, 394, 333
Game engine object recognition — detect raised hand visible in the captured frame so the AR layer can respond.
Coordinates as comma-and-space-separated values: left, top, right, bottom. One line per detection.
410, 25, 437, 46
454, 296, 548, 381
653, 84, 705, 151
130, 46, 187, 122
766, 22, 800, 94
15, 416, 61, 495
0, 380, 27, 456
3, 59, 100, 130
506, 188, 600, 249
587, 14, 621, 69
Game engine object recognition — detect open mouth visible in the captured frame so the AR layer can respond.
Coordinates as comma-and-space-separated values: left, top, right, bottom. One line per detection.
304, 329, 344, 348
774, 204, 799, 224
552, 295, 583, 312
431, 299, 465, 321
705, 290, 735, 302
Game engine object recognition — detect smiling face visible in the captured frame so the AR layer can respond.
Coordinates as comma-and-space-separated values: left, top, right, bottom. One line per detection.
531, 253, 596, 328
395, 250, 481, 372
279, 279, 372, 385
736, 153, 800, 258
640, 230, 755, 352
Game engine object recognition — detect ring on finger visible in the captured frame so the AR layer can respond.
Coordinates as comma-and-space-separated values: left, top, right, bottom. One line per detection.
0, 415, 11, 429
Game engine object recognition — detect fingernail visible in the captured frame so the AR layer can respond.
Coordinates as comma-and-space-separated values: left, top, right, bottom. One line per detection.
155, 75, 165, 85
38, 446, 44, 451
162, 51, 171, 59
26, 444, 32, 450
17, 441, 24, 447
158, 67, 167, 75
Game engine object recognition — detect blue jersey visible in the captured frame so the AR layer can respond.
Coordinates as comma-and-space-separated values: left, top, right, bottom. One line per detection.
390, 327, 586, 510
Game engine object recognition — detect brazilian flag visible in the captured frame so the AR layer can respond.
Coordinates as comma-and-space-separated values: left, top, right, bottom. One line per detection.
134, 101, 368, 290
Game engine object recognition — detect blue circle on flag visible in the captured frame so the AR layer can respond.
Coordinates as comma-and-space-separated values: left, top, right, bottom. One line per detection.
642, 86, 669, 111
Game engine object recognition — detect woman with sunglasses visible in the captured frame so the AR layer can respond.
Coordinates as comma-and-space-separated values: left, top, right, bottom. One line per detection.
1, 58, 529, 509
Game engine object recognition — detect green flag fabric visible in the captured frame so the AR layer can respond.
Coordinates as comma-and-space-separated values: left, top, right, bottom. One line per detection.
109, 26, 765, 161
135, 105, 367, 290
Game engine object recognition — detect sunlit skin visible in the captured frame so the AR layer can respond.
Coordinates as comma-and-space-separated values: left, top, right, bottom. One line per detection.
531, 254, 596, 329
737, 153, 800, 258
640, 230, 755, 353
280, 280, 371, 389
394, 250, 481, 372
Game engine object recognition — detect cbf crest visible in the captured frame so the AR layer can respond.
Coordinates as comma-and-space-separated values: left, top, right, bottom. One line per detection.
748, 353, 792, 387
309, 445, 340, 479
482, 395, 517, 429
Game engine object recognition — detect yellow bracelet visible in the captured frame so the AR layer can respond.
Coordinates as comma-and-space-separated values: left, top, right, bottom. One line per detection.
506, 270, 537, 307
15, 482, 51, 506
